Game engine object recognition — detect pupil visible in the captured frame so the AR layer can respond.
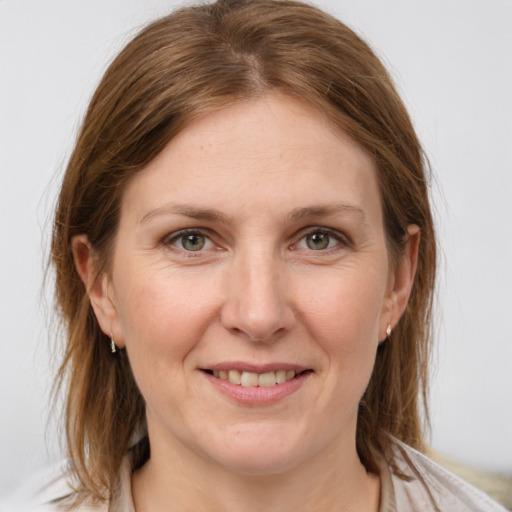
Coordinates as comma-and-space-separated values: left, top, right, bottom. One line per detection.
183, 234, 205, 251
307, 233, 329, 250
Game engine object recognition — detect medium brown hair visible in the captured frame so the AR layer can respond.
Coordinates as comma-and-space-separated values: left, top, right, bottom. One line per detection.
52, 0, 436, 501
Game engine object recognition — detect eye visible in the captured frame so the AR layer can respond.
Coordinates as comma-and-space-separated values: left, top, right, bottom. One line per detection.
305, 232, 331, 250
296, 229, 344, 251
180, 233, 207, 251
166, 230, 215, 252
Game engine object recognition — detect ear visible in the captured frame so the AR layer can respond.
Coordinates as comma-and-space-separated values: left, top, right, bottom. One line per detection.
72, 235, 122, 346
379, 225, 420, 340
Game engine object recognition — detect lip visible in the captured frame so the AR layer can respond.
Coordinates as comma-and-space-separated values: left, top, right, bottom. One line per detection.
204, 361, 309, 373
199, 364, 313, 405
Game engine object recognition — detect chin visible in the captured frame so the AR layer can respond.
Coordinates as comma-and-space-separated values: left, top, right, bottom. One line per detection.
203, 425, 313, 476
215, 449, 305, 477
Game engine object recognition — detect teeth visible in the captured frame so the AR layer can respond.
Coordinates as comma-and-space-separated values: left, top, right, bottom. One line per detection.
275, 370, 287, 384
215, 369, 297, 387
228, 370, 241, 385
241, 372, 259, 387
258, 372, 276, 387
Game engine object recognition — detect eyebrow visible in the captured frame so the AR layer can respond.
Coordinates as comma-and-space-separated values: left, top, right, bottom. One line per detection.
138, 201, 366, 225
139, 203, 234, 224
289, 204, 366, 222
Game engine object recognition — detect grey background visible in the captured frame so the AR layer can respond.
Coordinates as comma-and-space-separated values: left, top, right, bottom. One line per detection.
1, 0, 511, 496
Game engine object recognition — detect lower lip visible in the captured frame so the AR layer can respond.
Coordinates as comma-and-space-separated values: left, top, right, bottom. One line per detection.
201, 371, 311, 405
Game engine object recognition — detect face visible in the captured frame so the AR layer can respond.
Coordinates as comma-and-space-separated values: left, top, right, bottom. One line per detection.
87, 94, 415, 476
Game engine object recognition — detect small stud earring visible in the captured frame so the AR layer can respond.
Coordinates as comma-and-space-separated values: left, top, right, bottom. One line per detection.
386, 324, 392, 337
110, 332, 117, 353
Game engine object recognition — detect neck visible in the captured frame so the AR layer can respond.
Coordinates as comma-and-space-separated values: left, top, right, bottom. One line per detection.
132, 430, 380, 512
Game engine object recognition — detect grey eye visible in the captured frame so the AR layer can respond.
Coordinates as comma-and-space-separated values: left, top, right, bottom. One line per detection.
305, 232, 331, 250
167, 230, 215, 253
181, 234, 206, 251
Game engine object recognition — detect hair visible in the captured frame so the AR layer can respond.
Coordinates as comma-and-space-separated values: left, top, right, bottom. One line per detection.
51, 0, 436, 502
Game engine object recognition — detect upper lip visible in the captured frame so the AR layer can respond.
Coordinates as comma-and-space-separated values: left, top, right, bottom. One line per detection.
201, 362, 310, 373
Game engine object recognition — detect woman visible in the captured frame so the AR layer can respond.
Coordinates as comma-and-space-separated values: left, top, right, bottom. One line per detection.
25, 0, 506, 510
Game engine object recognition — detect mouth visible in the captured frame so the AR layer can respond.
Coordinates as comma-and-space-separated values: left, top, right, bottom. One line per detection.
201, 368, 312, 388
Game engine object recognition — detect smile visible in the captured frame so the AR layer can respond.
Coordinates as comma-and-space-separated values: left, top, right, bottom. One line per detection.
207, 369, 298, 387
200, 365, 312, 404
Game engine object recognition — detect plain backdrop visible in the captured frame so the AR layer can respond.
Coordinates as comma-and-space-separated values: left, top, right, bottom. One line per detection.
1, 0, 511, 497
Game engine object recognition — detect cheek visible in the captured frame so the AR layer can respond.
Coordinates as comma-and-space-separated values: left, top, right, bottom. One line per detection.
113, 264, 220, 369
297, 272, 385, 348
290, 268, 387, 435
112, 268, 223, 420
296, 268, 385, 365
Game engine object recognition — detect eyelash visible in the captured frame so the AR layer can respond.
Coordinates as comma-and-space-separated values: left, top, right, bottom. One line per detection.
163, 229, 216, 255
162, 227, 349, 255
293, 227, 348, 252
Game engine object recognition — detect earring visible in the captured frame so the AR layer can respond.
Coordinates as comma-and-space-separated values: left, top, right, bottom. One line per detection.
386, 324, 392, 337
110, 332, 117, 353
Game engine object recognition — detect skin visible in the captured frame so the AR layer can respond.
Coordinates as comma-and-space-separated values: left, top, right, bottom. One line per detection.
74, 94, 419, 511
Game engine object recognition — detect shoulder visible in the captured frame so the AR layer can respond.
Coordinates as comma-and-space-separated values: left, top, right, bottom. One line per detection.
389, 438, 508, 512
0, 461, 107, 512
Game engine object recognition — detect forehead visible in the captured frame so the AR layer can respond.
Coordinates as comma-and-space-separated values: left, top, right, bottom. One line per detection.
120, 94, 382, 226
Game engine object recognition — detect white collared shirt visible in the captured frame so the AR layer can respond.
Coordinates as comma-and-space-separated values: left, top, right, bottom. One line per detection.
2, 438, 508, 512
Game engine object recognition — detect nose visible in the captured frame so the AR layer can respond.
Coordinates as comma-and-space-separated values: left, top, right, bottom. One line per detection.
220, 249, 295, 343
